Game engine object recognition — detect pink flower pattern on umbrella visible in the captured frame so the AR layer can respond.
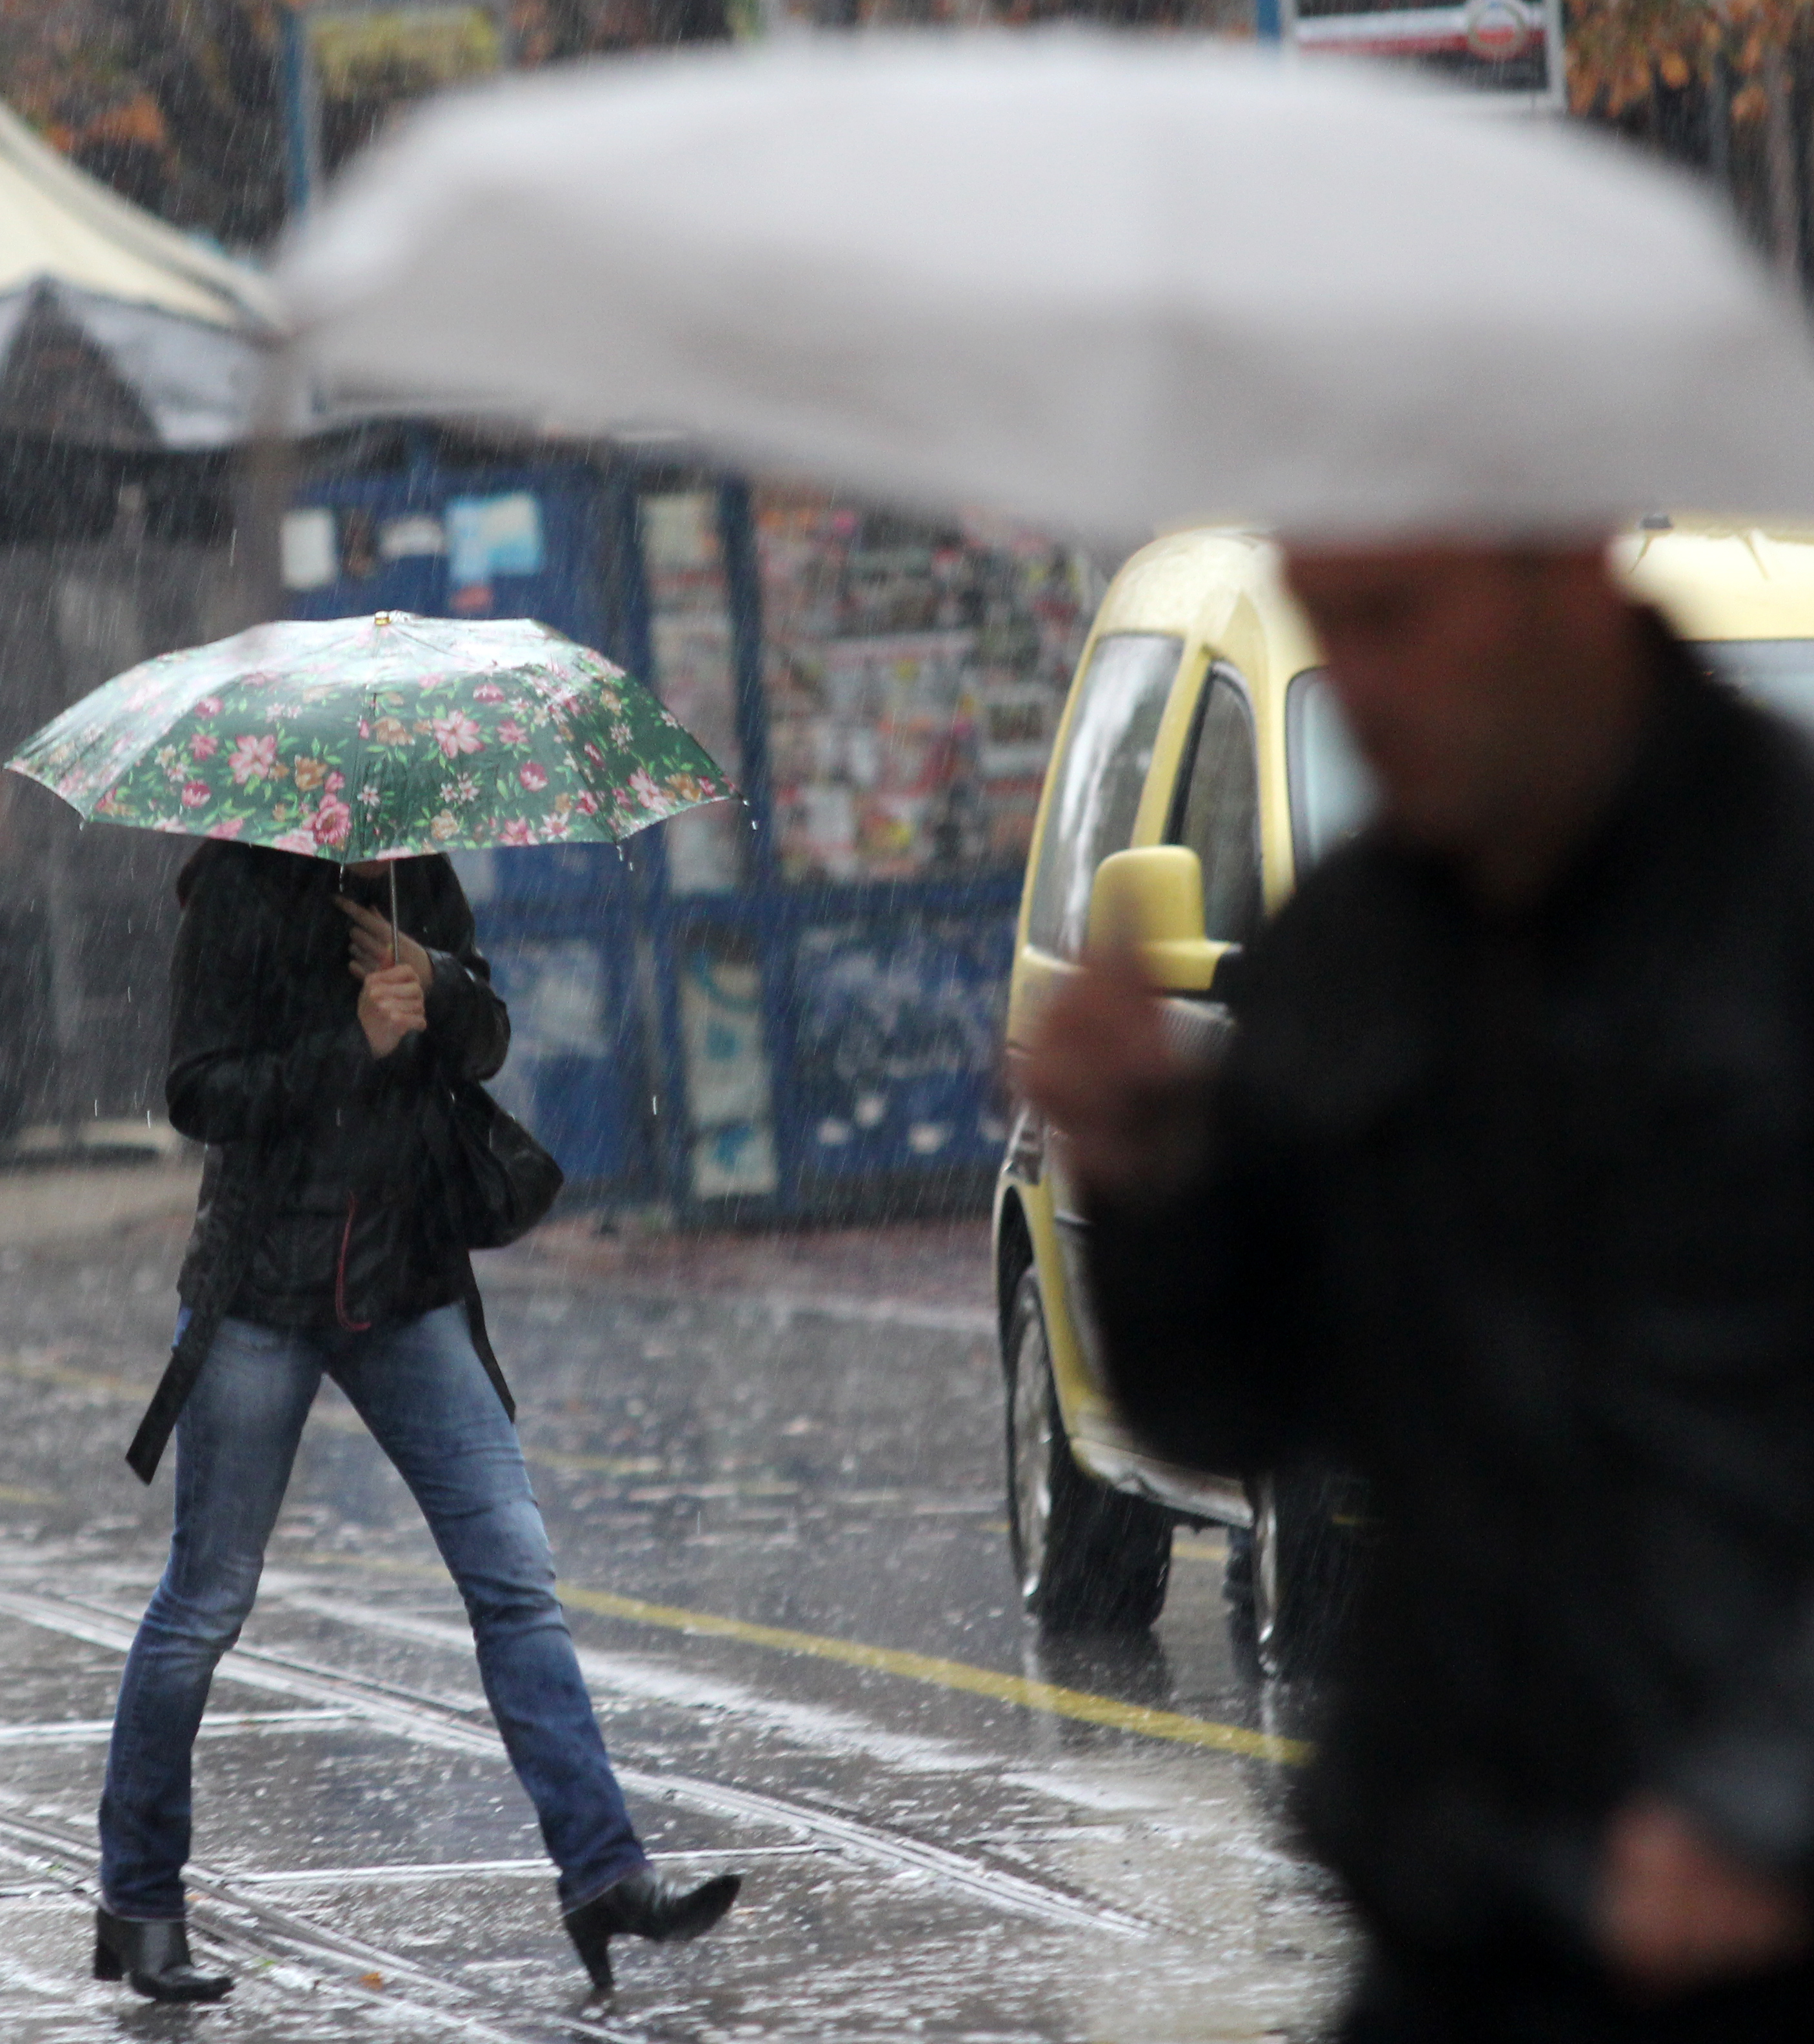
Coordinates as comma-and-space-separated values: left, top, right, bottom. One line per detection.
430, 711, 484, 759
312, 796, 353, 848
6, 612, 729, 863
228, 734, 279, 784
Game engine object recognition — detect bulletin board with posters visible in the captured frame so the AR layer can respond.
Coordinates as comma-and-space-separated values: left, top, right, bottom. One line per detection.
283, 437, 1099, 1219
626, 474, 1098, 1212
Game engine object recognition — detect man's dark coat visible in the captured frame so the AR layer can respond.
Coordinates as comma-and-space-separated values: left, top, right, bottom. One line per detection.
128, 843, 510, 1480
1090, 636, 1814, 1964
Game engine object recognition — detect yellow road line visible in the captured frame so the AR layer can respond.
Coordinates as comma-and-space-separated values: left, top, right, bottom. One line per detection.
0, 1353, 1306, 1766
301, 1551, 1310, 1768
984, 1519, 1229, 1567
530, 1449, 666, 1478
1168, 1539, 1231, 1567
553, 1581, 1308, 1765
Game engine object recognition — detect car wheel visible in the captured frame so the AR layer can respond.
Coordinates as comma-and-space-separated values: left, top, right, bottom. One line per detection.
1226, 1465, 1356, 1680
1002, 1268, 1171, 1632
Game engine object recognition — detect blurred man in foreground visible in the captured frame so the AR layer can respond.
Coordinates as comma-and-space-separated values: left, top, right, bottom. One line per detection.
1026, 543, 1814, 2039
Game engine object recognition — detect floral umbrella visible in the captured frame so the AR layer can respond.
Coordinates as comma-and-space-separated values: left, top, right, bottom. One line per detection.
5, 611, 734, 863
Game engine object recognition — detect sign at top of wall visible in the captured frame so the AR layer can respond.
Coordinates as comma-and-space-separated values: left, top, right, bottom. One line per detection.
1285, 0, 1565, 112
306, 5, 504, 101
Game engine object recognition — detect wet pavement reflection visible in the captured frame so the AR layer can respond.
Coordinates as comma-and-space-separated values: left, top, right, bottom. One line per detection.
0, 1172, 1351, 2041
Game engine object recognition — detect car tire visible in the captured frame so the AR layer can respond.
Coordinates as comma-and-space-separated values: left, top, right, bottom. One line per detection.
1002, 1268, 1171, 1632
1225, 1465, 1355, 1681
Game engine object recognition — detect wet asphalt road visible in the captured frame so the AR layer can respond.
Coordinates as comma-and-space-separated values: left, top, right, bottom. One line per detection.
0, 1162, 1351, 2041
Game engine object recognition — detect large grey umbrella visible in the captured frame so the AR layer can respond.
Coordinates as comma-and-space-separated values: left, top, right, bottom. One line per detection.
277, 32, 1814, 541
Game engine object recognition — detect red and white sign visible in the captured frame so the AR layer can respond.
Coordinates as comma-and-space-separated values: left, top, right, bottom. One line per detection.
1286, 0, 1562, 107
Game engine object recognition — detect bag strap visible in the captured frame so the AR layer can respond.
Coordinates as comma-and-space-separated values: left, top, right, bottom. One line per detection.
420, 1070, 516, 1421
127, 1146, 274, 1483
458, 1257, 515, 1423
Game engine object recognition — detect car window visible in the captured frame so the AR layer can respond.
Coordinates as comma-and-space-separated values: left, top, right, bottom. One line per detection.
1284, 643, 1814, 879
1286, 668, 1379, 872
1697, 640, 1814, 739
1170, 671, 1262, 945
1025, 632, 1182, 956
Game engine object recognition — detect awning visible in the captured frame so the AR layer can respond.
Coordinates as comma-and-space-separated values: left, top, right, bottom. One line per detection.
0, 99, 280, 450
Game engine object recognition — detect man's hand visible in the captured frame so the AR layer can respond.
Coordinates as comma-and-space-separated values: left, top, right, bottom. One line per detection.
357, 963, 427, 1059
1598, 1797, 1809, 1999
338, 894, 432, 994
1020, 943, 1203, 1202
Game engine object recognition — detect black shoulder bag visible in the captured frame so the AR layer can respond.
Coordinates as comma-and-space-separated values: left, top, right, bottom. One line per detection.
422, 1076, 564, 1425
435, 1076, 566, 1250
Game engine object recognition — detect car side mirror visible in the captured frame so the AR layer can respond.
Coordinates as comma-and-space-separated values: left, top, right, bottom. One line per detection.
1086, 846, 1237, 994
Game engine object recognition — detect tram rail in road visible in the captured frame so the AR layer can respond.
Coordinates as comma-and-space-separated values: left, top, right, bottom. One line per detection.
0, 1212, 1348, 2039
0, 1803, 637, 2044
0, 1583, 1160, 1943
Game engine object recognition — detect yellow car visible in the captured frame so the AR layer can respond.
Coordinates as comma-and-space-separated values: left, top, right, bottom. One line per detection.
995, 520, 1814, 1669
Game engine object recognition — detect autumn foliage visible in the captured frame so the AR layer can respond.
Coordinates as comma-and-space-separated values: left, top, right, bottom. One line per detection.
0, 3, 732, 250
1568, 0, 1812, 121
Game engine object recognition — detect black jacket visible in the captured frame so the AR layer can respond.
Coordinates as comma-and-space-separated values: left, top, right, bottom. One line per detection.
1090, 636, 1814, 1963
128, 843, 510, 1480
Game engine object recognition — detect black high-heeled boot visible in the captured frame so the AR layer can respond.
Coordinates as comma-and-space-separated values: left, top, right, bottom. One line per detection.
94, 1907, 234, 2003
563, 1867, 741, 1992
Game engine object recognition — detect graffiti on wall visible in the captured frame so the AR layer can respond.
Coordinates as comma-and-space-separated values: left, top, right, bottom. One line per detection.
792, 915, 1013, 1174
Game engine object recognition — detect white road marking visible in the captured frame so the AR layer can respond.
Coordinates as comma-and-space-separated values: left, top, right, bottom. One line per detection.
233, 1847, 818, 1889
0, 1708, 352, 1745
266, 1575, 997, 1776
0, 1805, 636, 2044
750, 1291, 995, 1336
484, 1266, 995, 1337
0, 1585, 1154, 1941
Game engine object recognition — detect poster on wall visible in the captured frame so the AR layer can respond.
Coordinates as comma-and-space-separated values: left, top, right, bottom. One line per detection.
1284, 0, 1564, 110
753, 489, 1099, 885
640, 489, 748, 894
792, 917, 1013, 1175
677, 940, 779, 1199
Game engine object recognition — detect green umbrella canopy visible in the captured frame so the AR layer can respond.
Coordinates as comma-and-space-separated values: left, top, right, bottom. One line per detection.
5, 611, 734, 862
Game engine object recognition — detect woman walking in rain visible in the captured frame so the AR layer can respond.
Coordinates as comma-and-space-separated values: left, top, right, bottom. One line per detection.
94, 839, 739, 2003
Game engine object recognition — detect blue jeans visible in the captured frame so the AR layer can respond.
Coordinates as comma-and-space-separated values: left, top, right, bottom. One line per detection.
99, 1305, 648, 1919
